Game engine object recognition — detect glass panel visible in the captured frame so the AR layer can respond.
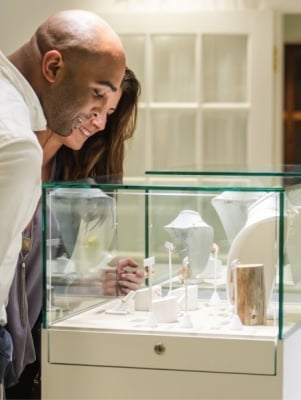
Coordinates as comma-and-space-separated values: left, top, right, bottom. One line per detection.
124, 110, 146, 177
203, 111, 247, 169
151, 109, 196, 170
152, 35, 196, 102
203, 35, 247, 102
120, 34, 146, 102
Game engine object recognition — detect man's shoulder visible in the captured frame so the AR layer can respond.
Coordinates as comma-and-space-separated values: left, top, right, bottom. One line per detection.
0, 53, 46, 132
0, 113, 42, 157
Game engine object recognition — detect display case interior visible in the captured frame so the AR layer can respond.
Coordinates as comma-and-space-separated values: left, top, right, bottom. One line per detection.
42, 171, 301, 374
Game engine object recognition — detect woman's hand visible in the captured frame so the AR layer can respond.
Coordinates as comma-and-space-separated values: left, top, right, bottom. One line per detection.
116, 257, 145, 295
101, 257, 145, 296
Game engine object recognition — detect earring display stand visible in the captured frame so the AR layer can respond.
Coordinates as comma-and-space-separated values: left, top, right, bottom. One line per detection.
178, 257, 193, 328
209, 243, 221, 306
165, 241, 175, 295
144, 256, 158, 328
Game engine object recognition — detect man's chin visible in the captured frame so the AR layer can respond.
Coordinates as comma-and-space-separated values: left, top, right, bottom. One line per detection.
48, 122, 73, 137
57, 128, 73, 137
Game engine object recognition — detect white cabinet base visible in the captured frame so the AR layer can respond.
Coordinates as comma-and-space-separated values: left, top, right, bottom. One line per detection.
41, 326, 301, 399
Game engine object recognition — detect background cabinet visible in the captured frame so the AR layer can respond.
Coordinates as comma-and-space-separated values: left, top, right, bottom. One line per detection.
102, 10, 277, 175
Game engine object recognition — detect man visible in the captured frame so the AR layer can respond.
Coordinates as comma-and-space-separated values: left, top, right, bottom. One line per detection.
0, 8, 126, 394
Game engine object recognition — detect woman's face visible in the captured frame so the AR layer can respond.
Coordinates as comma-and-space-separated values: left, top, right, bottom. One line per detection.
43, 51, 125, 138
60, 87, 122, 151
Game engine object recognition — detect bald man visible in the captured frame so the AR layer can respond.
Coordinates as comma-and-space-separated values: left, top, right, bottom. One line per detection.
0, 9, 126, 395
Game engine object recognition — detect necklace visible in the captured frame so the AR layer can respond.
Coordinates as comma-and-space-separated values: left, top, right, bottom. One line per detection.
22, 234, 33, 253
19, 224, 34, 326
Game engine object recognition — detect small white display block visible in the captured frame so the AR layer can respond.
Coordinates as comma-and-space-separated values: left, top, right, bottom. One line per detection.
152, 295, 178, 323
135, 285, 162, 311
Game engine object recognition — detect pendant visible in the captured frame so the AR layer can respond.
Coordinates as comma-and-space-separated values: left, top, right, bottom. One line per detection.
22, 236, 32, 252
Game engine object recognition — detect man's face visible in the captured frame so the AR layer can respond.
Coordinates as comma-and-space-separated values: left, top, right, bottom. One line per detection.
43, 52, 125, 137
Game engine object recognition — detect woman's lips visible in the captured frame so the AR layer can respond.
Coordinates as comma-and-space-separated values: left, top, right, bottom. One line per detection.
79, 126, 92, 137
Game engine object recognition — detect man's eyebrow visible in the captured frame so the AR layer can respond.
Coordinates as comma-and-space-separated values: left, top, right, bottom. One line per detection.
98, 81, 117, 92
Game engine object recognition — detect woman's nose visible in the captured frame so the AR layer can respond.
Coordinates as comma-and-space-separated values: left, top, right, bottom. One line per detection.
90, 112, 106, 130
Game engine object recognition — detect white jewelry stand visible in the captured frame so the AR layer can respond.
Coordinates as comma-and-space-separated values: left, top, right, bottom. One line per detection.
51, 188, 116, 275
106, 291, 136, 315
164, 210, 213, 281
178, 257, 193, 328
227, 192, 280, 312
165, 241, 175, 295
211, 190, 263, 242
144, 256, 158, 328
135, 285, 162, 311
208, 244, 221, 306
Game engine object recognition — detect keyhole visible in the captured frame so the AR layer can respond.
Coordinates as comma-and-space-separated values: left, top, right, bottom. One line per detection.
154, 343, 166, 355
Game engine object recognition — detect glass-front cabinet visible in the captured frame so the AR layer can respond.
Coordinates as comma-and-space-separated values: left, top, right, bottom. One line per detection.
101, 9, 278, 176
42, 171, 301, 400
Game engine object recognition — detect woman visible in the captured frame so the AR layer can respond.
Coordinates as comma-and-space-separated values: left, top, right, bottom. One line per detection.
5, 68, 143, 399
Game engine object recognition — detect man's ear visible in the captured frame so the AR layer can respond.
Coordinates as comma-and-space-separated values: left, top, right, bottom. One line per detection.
41, 50, 64, 82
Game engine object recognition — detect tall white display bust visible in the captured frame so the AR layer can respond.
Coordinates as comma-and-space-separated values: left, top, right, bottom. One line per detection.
41, 170, 301, 399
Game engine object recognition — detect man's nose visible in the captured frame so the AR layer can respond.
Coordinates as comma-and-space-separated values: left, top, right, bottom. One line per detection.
90, 112, 106, 130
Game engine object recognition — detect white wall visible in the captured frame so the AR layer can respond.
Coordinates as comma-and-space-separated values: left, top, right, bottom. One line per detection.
2, 0, 301, 55
0, 0, 116, 55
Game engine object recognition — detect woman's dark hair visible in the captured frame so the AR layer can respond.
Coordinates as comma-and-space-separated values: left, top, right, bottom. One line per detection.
56, 67, 141, 183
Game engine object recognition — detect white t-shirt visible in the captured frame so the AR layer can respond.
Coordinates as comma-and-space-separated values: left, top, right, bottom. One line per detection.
0, 50, 45, 325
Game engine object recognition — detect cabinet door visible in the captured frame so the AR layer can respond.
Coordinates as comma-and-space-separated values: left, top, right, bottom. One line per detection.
103, 10, 275, 175
284, 44, 301, 166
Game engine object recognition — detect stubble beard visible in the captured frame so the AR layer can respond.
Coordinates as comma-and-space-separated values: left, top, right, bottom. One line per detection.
43, 76, 78, 137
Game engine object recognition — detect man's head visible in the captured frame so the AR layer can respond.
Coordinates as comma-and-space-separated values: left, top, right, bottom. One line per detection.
11, 9, 126, 136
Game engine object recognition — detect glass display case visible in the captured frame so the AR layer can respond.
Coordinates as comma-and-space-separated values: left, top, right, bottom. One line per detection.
41, 171, 301, 400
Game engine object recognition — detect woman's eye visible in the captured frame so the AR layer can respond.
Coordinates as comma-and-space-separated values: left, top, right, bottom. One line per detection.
94, 89, 105, 98
107, 109, 116, 117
